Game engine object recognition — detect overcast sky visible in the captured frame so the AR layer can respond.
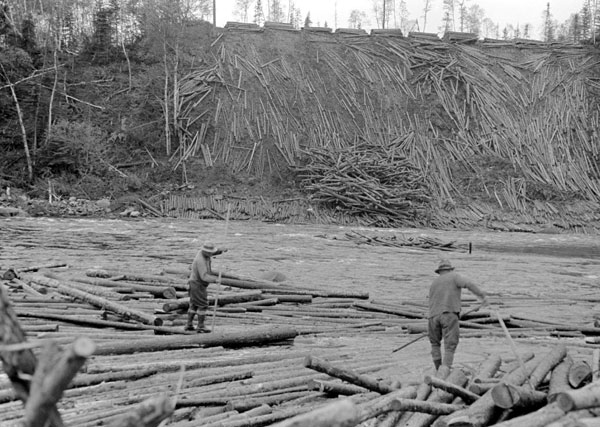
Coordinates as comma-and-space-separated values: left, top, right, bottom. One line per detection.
216, 0, 582, 36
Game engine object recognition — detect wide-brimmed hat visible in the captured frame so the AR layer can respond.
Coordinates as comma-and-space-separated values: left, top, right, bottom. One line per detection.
200, 243, 219, 257
435, 259, 455, 273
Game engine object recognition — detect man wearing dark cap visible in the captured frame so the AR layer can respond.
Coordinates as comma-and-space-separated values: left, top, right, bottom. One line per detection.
185, 242, 228, 333
428, 259, 488, 370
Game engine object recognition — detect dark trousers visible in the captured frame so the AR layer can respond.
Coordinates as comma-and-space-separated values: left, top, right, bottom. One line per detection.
188, 281, 208, 315
428, 312, 460, 368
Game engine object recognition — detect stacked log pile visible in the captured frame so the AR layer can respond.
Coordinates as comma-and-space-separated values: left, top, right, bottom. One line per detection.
171, 29, 600, 231
292, 141, 430, 227
341, 230, 469, 252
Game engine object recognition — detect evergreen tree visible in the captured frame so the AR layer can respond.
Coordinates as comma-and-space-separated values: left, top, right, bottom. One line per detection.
234, 0, 252, 23
270, 0, 285, 22
572, 13, 581, 42
304, 11, 311, 28
253, 0, 264, 25
542, 2, 555, 42
442, 0, 454, 32
457, 0, 468, 32
581, 2, 591, 39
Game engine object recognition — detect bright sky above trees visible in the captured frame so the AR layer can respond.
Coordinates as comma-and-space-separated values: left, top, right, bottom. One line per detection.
217, 0, 587, 40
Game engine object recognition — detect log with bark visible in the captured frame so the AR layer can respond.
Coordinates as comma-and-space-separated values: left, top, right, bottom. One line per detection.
20, 273, 163, 326
555, 379, 600, 412
0, 283, 63, 426
435, 344, 566, 427
303, 355, 400, 394
569, 360, 593, 389
22, 337, 95, 426
106, 394, 174, 427
94, 325, 298, 355
490, 383, 547, 409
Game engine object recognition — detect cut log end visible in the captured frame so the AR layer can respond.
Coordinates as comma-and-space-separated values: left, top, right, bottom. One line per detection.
491, 383, 520, 409
163, 288, 178, 299
568, 362, 592, 388
72, 337, 96, 358
153, 317, 164, 327
555, 392, 576, 412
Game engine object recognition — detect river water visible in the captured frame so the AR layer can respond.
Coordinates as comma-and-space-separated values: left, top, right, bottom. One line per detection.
2, 216, 599, 383
2, 217, 599, 308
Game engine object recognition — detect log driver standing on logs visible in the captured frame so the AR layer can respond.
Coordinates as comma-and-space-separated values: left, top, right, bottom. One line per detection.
428, 259, 489, 370
185, 242, 230, 333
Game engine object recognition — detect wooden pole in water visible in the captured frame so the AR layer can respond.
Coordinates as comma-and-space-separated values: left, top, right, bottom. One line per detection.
211, 203, 231, 331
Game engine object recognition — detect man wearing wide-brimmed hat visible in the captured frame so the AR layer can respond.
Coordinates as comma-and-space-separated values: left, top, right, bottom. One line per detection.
428, 259, 488, 370
185, 242, 228, 333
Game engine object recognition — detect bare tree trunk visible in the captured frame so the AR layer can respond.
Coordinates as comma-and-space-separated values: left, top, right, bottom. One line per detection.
121, 39, 132, 91
47, 49, 59, 145
1, 64, 33, 181
163, 44, 171, 155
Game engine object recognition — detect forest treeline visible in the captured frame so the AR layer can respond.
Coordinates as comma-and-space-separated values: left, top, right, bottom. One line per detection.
0, 0, 221, 199
234, 0, 598, 43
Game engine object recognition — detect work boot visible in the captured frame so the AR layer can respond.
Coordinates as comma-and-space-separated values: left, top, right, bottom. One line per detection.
184, 312, 195, 331
196, 314, 211, 333
433, 358, 442, 371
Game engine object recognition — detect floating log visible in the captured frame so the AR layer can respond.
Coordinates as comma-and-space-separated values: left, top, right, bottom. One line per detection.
73, 276, 178, 299
488, 402, 566, 427
263, 294, 313, 303
424, 375, 480, 404
0, 283, 63, 426
544, 411, 599, 427
405, 367, 467, 427
106, 394, 174, 427
353, 301, 425, 319
17, 263, 68, 273
270, 398, 361, 427
468, 355, 502, 394
162, 291, 264, 312
555, 379, 600, 411
86, 268, 179, 284
23, 337, 96, 426
307, 379, 368, 396
268, 288, 369, 299
20, 273, 163, 326
94, 325, 298, 355
548, 356, 574, 402
17, 312, 186, 334
436, 356, 539, 427
353, 386, 418, 422
528, 344, 567, 388
490, 383, 547, 409
440, 344, 567, 427
390, 398, 466, 415
303, 355, 399, 394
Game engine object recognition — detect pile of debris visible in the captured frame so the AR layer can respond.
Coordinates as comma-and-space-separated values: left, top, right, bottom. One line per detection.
342, 230, 470, 252
294, 142, 430, 227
